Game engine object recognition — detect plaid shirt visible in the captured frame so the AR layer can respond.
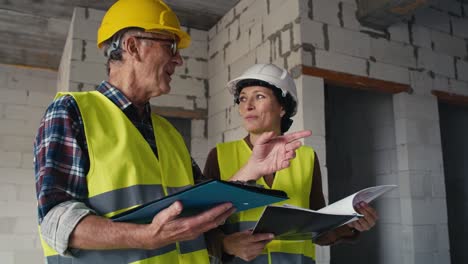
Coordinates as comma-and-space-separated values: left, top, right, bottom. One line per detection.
34, 81, 202, 223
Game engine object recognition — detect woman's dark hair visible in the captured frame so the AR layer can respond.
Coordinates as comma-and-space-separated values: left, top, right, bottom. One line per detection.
235, 79, 296, 134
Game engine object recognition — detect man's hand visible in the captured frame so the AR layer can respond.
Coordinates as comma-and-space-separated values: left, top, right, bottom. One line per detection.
223, 230, 273, 262
231, 130, 312, 181
143, 201, 235, 249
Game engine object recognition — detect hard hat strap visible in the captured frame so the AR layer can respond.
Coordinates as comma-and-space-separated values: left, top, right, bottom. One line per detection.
104, 34, 123, 59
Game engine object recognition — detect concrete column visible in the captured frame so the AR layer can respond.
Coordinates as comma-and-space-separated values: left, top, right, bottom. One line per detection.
297, 75, 329, 264
393, 93, 451, 264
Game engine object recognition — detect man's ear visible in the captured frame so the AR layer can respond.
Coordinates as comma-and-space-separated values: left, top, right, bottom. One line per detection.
122, 36, 140, 60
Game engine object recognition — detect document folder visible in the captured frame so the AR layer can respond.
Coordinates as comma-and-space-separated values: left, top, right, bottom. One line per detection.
252, 185, 397, 240
111, 179, 289, 223
252, 205, 356, 240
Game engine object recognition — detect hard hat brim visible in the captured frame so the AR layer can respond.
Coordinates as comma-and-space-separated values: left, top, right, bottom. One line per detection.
226, 72, 299, 117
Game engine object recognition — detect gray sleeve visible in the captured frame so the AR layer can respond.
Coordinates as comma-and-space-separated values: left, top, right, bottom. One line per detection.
40, 201, 95, 255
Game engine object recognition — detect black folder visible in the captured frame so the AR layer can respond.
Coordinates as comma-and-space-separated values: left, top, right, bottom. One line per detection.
252, 205, 357, 240
111, 180, 288, 224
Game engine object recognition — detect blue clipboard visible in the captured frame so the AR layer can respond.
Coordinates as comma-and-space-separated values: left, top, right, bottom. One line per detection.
111, 180, 289, 223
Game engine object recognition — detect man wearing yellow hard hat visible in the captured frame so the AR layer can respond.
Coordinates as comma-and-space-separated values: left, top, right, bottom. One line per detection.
33, 0, 311, 263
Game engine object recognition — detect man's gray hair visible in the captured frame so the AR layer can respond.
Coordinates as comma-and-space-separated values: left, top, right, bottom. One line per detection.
101, 28, 144, 75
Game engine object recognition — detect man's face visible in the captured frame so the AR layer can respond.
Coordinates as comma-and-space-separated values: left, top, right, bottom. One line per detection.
133, 31, 183, 97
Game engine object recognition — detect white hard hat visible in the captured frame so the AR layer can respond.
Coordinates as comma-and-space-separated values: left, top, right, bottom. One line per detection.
226, 64, 298, 116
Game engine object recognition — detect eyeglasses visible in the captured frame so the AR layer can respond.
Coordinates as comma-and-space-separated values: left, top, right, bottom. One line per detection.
135, 36, 178, 56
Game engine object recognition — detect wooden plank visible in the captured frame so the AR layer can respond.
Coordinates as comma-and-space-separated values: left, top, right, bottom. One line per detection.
0, 48, 60, 69
0, 0, 238, 68
0, 9, 67, 69
0, 0, 235, 30
302, 65, 411, 94
432, 90, 468, 106
0, 0, 113, 20
151, 106, 207, 120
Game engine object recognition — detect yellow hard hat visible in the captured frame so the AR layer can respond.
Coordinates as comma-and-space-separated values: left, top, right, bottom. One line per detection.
97, 0, 191, 49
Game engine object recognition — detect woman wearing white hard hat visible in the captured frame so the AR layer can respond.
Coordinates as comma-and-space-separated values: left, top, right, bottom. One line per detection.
204, 64, 379, 263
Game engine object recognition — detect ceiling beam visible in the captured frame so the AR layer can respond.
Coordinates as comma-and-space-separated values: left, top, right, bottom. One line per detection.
302, 65, 411, 94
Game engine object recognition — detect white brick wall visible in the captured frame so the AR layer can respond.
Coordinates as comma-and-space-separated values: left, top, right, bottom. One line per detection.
451, 16, 468, 38
208, 87, 233, 117
1, 1, 465, 263
328, 25, 371, 59
411, 25, 432, 49
431, 30, 467, 58
369, 62, 410, 84
417, 48, 455, 78
388, 23, 410, 44
208, 67, 229, 96
230, 50, 257, 80
301, 18, 325, 50
370, 38, 416, 68
311, 0, 340, 26
393, 92, 449, 264
449, 79, 468, 96
262, 0, 300, 39
414, 7, 451, 33
315, 49, 368, 76
255, 40, 272, 64
341, 1, 360, 30
0, 64, 57, 263
456, 59, 468, 83
206, 2, 465, 263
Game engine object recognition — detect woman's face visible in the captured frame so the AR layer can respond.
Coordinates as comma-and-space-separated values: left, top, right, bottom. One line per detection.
238, 86, 285, 135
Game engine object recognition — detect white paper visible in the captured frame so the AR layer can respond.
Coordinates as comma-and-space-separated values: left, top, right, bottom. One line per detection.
317, 185, 397, 223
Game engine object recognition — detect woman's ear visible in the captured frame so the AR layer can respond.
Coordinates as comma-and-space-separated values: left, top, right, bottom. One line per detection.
280, 107, 286, 118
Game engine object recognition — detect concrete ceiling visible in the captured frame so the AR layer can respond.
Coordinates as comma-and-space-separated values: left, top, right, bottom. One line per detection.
0, 0, 239, 70
1, 0, 466, 70
358, 0, 467, 30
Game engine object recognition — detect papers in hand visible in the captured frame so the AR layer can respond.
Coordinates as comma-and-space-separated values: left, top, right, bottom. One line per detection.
252, 185, 397, 240
111, 179, 289, 224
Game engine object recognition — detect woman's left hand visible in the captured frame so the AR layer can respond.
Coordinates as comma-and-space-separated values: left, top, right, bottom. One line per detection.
347, 202, 378, 232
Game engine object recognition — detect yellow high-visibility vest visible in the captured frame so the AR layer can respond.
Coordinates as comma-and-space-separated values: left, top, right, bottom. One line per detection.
217, 139, 315, 263
39, 91, 209, 264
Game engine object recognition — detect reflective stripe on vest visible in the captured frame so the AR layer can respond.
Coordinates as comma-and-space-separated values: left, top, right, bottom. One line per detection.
226, 253, 316, 264
40, 91, 209, 264
88, 184, 165, 215
217, 139, 316, 263
46, 244, 177, 264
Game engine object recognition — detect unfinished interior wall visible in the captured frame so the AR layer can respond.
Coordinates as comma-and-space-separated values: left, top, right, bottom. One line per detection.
325, 85, 399, 264
205, 0, 332, 261
206, 0, 304, 147
0, 64, 57, 262
209, 0, 465, 263
1, 0, 466, 263
439, 102, 468, 264
299, 0, 467, 263
57, 7, 210, 166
